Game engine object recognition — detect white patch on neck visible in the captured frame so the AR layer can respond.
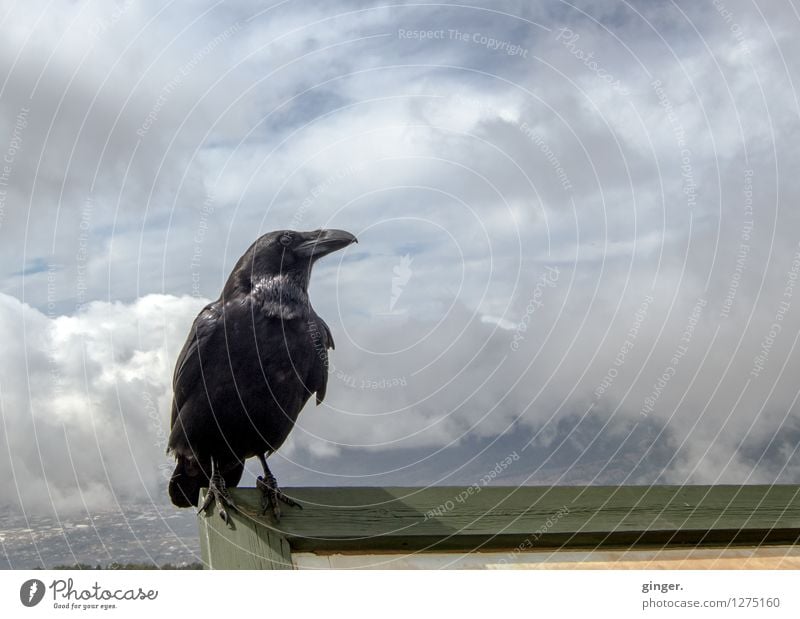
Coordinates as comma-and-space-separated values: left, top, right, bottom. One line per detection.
251, 274, 309, 319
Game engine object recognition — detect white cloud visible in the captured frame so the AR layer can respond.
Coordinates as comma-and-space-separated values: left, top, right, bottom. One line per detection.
0, 293, 206, 514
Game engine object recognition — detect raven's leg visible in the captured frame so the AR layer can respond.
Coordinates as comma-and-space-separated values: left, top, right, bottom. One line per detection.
197, 458, 236, 525
256, 454, 302, 520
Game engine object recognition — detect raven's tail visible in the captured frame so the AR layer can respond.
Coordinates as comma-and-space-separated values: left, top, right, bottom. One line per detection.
168, 455, 246, 508
168, 455, 207, 508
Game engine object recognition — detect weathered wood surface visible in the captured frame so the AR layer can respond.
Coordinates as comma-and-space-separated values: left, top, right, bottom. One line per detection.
200, 485, 800, 560
197, 489, 293, 569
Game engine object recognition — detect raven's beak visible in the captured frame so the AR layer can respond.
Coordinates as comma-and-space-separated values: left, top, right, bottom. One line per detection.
295, 229, 358, 260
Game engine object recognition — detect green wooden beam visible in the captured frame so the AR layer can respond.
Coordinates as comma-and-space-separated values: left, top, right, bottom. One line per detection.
198, 485, 800, 568
197, 489, 293, 570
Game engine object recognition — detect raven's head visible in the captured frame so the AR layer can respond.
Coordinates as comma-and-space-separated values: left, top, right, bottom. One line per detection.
274, 228, 357, 266
225, 229, 357, 305
255, 228, 357, 273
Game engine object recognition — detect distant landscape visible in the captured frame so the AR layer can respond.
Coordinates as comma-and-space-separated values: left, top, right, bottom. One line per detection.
0, 503, 199, 570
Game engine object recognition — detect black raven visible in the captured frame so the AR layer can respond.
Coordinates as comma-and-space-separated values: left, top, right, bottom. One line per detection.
167, 229, 357, 521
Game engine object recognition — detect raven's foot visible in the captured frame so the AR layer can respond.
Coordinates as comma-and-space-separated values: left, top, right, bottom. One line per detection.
198, 467, 236, 525
257, 473, 302, 521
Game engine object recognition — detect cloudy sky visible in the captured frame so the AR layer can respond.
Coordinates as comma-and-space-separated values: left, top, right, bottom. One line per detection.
1, 0, 799, 524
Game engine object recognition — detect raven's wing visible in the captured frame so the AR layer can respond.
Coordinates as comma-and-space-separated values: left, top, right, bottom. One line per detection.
170, 301, 222, 429
307, 309, 334, 405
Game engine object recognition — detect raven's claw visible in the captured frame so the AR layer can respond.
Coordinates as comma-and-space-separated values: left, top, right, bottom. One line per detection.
257, 474, 302, 521
198, 464, 236, 525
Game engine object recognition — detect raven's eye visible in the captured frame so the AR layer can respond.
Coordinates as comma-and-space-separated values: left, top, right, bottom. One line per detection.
279, 233, 293, 247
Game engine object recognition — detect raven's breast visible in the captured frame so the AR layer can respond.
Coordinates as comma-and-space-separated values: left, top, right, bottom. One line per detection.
220, 312, 316, 457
